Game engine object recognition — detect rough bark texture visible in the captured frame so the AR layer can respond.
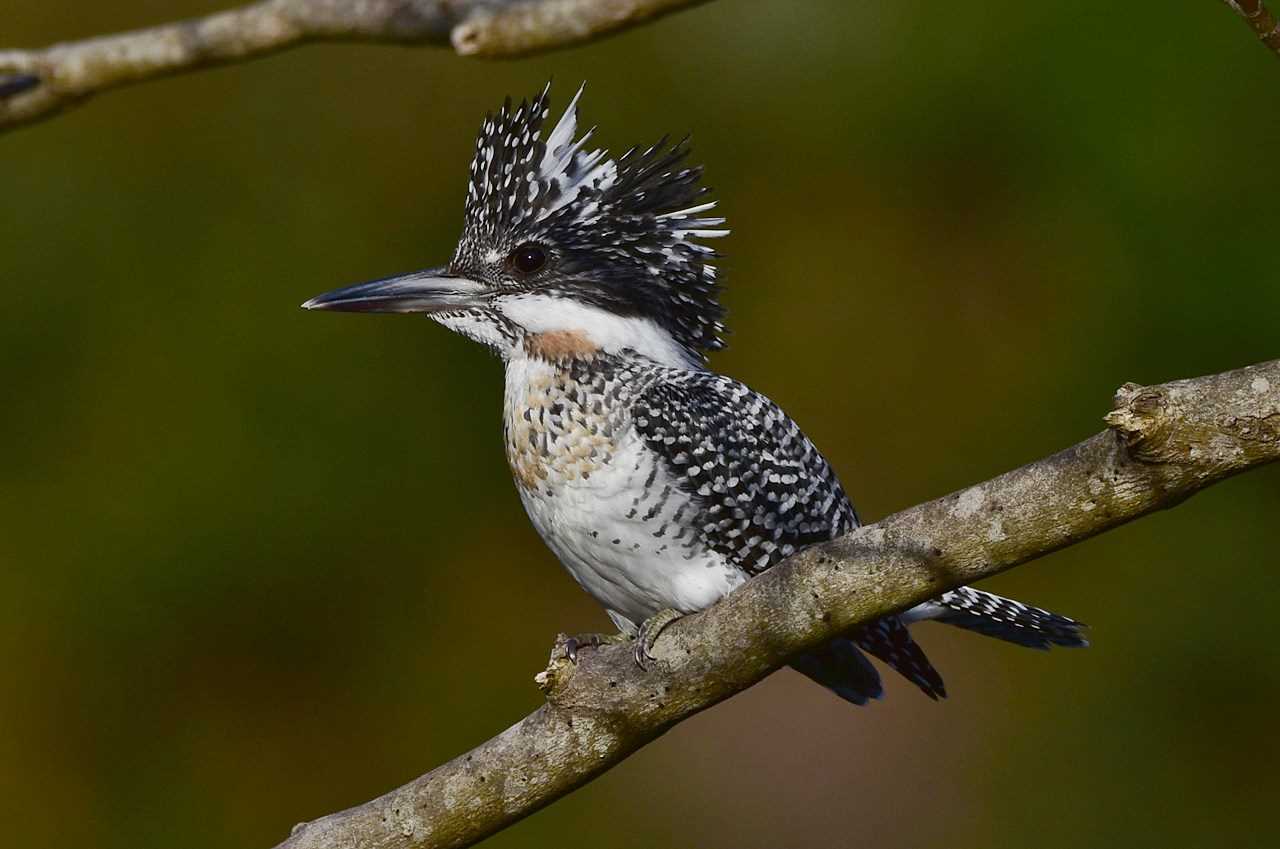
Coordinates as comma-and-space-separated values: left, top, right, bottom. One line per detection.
1225, 0, 1280, 55
0, 0, 710, 131
452, 0, 711, 55
276, 360, 1280, 849
3, 1, 1274, 130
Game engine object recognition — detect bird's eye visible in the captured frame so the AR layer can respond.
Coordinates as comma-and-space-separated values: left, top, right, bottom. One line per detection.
509, 243, 547, 275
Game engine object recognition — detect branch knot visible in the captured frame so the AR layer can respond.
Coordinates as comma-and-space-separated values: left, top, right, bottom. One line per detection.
1104, 382, 1171, 460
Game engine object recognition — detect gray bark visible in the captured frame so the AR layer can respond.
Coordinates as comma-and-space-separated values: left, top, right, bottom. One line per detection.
0, 0, 711, 131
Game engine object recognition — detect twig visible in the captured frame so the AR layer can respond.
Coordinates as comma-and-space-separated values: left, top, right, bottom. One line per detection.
0, 0, 710, 132
277, 359, 1280, 849
1223, 0, 1280, 56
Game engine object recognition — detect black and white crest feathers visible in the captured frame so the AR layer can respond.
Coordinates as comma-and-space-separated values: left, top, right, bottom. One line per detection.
456, 83, 730, 359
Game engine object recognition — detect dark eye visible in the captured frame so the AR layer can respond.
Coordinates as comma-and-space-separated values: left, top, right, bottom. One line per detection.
509, 243, 547, 275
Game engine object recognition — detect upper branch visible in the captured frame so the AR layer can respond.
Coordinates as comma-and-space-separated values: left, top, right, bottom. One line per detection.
276, 359, 1280, 849
1223, 0, 1280, 56
0, 0, 710, 132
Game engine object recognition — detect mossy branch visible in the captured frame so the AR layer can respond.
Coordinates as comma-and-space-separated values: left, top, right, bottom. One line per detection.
276, 359, 1280, 849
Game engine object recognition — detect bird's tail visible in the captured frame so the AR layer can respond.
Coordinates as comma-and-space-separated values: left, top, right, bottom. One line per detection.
792, 616, 947, 707
906, 586, 1088, 649
791, 638, 884, 706
792, 588, 1082, 707
852, 616, 947, 700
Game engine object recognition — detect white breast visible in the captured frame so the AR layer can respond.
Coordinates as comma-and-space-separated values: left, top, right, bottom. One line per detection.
504, 355, 745, 629
518, 434, 745, 628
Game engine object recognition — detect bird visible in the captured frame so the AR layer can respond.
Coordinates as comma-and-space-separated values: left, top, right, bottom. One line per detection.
302, 83, 1086, 706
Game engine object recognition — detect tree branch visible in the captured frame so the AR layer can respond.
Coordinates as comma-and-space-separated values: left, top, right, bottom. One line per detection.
0, 0, 710, 132
5, 2, 1277, 137
1224, 0, 1280, 56
276, 359, 1280, 849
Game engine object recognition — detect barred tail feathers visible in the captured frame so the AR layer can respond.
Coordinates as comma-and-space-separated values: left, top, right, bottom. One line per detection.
852, 616, 947, 700
793, 588, 1082, 707
906, 586, 1088, 650
793, 622, 947, 707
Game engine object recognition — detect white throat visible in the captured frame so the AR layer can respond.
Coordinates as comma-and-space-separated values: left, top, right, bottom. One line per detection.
499, 294, 699, 368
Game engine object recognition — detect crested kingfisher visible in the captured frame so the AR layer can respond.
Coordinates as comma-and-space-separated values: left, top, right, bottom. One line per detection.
303, 84, 1085, 706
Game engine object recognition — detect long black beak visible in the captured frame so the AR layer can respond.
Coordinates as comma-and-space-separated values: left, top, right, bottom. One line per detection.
301, 267, 486, 314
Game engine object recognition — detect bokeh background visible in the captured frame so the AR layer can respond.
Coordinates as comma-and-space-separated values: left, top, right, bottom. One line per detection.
4, 2, 1280, 847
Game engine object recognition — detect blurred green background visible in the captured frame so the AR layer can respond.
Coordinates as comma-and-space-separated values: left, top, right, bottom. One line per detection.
4, 2, 1279, 847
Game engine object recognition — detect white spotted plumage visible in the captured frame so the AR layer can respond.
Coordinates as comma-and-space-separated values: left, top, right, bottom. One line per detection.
312, 83, 1088, 707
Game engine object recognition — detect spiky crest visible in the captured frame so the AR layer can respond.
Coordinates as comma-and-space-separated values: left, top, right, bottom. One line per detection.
453, 83, 730, 359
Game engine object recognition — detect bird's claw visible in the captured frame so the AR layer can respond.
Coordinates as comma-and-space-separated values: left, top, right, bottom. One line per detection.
634, 608, 684, 670
563, 634, 598, 663
560, 631, 626, 664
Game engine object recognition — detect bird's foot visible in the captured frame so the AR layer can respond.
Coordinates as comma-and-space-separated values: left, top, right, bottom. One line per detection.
634, 608, 685, 670
560, 631, 628, 664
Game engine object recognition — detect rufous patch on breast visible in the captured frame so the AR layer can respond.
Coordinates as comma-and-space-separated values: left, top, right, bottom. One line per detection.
524, 330, 599, 361
504, 358, 618, 493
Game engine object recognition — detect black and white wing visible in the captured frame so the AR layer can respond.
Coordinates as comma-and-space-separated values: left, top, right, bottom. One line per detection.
631, 369, 946, 703
631, 370, 858, 576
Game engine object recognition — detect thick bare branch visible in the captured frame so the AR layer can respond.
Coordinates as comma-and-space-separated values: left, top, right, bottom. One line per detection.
0, 0, 709, 132
277, 359, 1280, 849
1224, 0, 1280, 56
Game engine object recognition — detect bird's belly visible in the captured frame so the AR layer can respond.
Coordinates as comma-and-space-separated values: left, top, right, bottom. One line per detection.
516, 436, 745, 626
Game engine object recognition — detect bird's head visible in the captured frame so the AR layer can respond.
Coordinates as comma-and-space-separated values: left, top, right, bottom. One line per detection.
303, 83, 728, 368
